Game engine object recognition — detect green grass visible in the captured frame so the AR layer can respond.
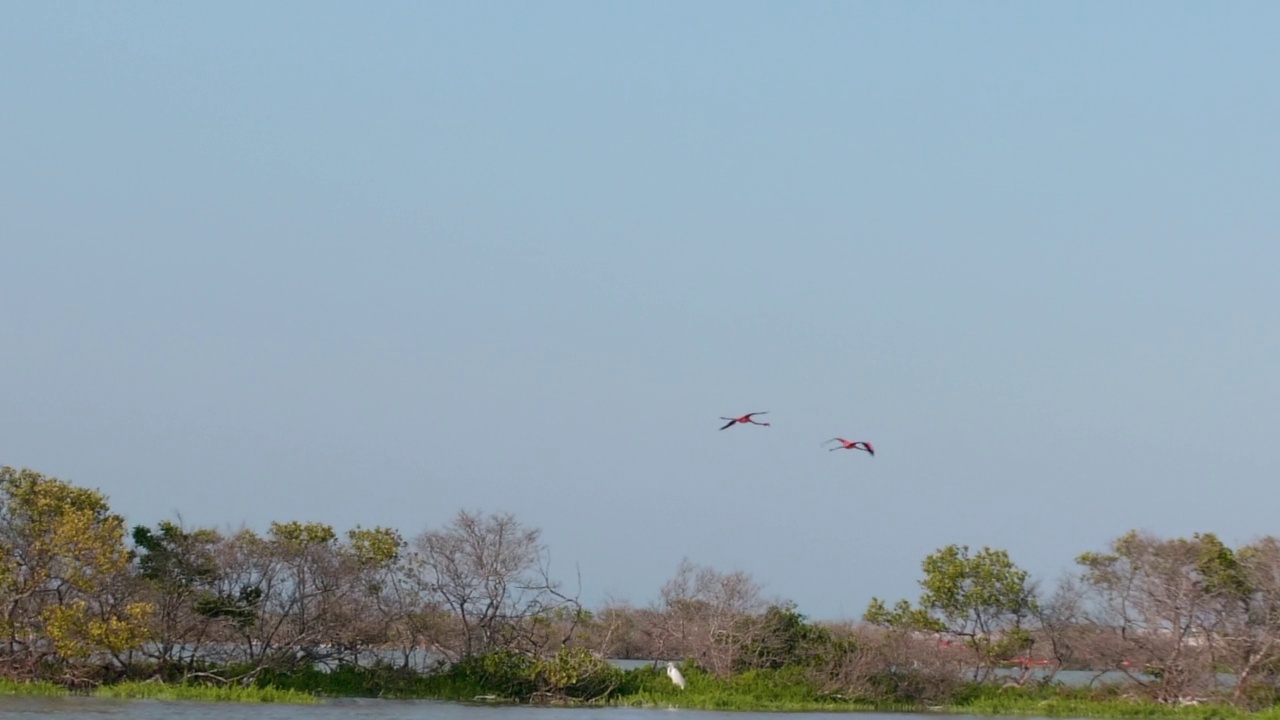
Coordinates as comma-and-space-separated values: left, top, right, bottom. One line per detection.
10, 663, 1280, 718
0, 678, 69, 696
948, 697, 1263, 720
942, 685, 1275, 720
607, 666, 849, 711
255, 664, 464, 700
598, 670, 1280, 718
616, 689, 1276, 718
0, 677, 316, 704
97, 681, 316, 703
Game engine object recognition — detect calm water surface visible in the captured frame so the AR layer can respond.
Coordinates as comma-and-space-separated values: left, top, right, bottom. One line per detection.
0, 699, 1014, 720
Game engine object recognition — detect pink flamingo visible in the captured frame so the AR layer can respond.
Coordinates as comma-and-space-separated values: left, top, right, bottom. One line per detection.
719, 412, 770, 430
823, 438, 875, 456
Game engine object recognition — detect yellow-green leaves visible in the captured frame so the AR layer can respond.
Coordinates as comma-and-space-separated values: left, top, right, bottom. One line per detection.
1, 466, 130, 592
346, 525, 404, 568
41, 601, 153, 659
863, 597, 944, 632
269, 520, 337, 550
0, 467, 153, 667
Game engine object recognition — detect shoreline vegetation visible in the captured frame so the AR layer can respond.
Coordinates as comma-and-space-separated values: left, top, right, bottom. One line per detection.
0, 677, 315, 703
7, 467, 1280, 718
5, 667, 1280, 718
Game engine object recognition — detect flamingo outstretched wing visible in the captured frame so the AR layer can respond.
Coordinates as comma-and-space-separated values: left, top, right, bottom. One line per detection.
721, 411, 768, 429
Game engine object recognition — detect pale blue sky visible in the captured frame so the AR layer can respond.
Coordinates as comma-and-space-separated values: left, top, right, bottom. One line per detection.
2, 1, 1278, 620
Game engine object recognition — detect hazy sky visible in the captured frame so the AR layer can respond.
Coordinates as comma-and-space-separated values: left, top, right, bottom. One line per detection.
3, 1, 1278, 620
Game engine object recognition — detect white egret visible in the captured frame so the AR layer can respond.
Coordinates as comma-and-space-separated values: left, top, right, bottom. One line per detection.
666, 662, 686, 690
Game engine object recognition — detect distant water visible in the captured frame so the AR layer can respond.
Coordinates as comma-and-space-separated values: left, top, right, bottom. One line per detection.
609, 659, 664, 671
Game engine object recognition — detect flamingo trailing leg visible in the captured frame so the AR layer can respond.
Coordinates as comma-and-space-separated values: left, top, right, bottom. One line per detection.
823, 438, 875, 456
719, 412, 770, 430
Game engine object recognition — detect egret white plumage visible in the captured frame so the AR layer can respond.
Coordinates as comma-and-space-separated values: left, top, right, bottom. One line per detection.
666, 662, 686, 689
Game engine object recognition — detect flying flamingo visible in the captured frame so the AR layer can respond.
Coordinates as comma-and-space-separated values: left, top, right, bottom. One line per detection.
823, 438, 875, 456
719, 412, 769, 430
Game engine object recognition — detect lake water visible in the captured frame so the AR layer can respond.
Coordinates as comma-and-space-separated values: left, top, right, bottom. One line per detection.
0, 698, 1010, 720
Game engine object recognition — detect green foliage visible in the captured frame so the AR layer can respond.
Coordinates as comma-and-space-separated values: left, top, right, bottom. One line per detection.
345, 525, 404, 568
132, 521, 220, 589
864, 597, 946, 631
269, 520, 337, 551
0, 677, 315, 703
16, 464, 1280, 718
919, 544, 1036, 630
256, 662, 433, 699
0, 466, 133, 591
1195, 532, 1251, 600
10, 669, 1280, 716
96, 680, 316, 703
735, 602, 856, 671
866, 544, 1035, 674
444, 649, 539, 699
41, 600, 153, 658
0, 466, 153, 666
950, 683, 1257, 720
0, 678, 69, 696
609, 662, 842, 711
429, 649, 624, 702
534, 647, 622, 699
193, 585, 262, 629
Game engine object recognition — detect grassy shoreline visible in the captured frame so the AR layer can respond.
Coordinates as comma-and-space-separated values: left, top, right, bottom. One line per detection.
601, 689, 1270, 718
0, 678, 316, 704
2, 672, 1278, 719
